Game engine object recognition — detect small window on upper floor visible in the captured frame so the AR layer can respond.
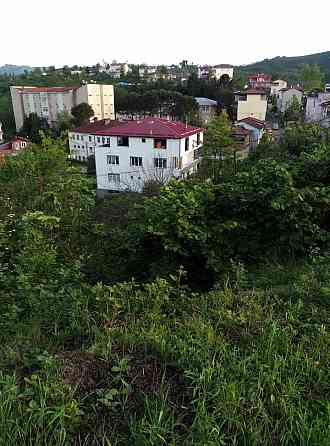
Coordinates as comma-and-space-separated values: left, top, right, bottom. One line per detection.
154, 138, 167, 149
118, 136, 129, 147
197, 133, 201, 145
185, 138, 189, 152
142, 138, 146, 143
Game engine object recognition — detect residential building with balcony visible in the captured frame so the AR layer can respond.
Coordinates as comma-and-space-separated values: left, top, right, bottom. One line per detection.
198, 64, 234, 81
69, 119, 122, 161
305, 92, 330, 123
10, 83, 115, 131
195, 97, 218, 124
248, 74, 272, 90
94, 117, 203, 193
236, 90, 268, 121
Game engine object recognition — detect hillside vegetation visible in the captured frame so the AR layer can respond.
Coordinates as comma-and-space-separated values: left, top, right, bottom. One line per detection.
0, 120, 330, 445
239, 50, 330, 82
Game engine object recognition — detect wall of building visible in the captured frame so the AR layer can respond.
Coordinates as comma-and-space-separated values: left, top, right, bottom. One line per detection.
237, 94, 268, 121
214, 67, 234, 80
95, 132, 203, 192
305, 93, 330, 122
10, 86, 26, 131
278, 89, 303, 113
270, 80, 287, 96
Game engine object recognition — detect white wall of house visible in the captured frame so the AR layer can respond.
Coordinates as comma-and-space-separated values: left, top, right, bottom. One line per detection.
270, 80, 287, 96
69, 131, 104, 161
305, 93, 330, 123
277, 89, 303, 113
95, 132, 203, 192
237, 93, 268, 121
213, 67, 234, 80
0, 121, 3, 143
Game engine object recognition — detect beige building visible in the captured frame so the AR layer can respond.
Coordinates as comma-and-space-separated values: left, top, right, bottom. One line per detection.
277, 87, 303, 113
10, 83, 115, 131
270, 79, 287, 96
237, 90, 268, 121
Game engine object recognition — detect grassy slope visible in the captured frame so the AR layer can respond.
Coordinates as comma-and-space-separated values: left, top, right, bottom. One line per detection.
0, 260, 329, 445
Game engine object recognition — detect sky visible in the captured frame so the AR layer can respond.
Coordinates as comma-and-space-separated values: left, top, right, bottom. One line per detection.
2, 0, 330, 68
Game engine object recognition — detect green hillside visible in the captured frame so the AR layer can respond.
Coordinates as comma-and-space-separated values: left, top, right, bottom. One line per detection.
239, 51, 330, 82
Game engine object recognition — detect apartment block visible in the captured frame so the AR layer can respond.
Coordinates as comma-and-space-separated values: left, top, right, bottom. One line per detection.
10, 83, 115, 131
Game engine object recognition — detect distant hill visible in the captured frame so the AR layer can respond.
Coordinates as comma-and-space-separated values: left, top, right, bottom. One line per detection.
239, 51, 330, 81
0, 64, 34, 76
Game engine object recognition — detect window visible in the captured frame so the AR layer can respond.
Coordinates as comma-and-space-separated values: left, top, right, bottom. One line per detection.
107, 137, 110, 144
142, 138, 146, 143
78, 145, 80, 149
97, 137, 101, 143
89, 136, 92, 142
154, 138, 167, 149
118, 136, 129, 146
73, 145, 76, 149
89, 147, 93, 153
197, 133, 201, 145
107, 155, 119, 165
108, 173, 120, 184
185, 138, 189, 152
130, 156, 143, 167
102, 137, 106, 144
154, 158, 167, 168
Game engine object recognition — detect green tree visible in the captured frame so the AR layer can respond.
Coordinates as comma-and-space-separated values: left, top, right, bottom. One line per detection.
283, 95, 303, 124
201, 112, 235, 182
299, 64, 324, 92
71, 103, 94, 127
20, 112, 49, 143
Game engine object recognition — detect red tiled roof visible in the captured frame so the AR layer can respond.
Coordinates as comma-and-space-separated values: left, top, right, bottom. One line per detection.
232, 127, 252, 136
238, 89, 267, 95
238, 117, 266, 129
72, 119, 122, 134
18, 86, 78, 94
94, 118, 203, 139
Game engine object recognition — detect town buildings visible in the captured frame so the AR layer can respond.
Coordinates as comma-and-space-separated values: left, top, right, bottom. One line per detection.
0, 122, 3, 143
0, 136, 29, 162
69, 119, 122, 161
94, 117, 203, 193
270, 79, 288, 96
108, 62, 131, 78
195, 97, 218, 124
10, 83, 115, 131
305, 92, 330, 123
320, 100, 330, 128
235, 117, 270, 148
276, 86, 303, 113
248, 74, 272, 90
236, 90, 268, 121
198, 64, 234, 81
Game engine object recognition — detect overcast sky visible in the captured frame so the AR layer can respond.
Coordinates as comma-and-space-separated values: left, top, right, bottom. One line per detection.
2, 0, 330, 67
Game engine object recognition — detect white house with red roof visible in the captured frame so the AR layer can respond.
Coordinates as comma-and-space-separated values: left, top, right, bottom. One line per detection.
10, 83, 115, 131
69, 119, 122, 161
0, 136, 29, 162
94, 117, 203, 193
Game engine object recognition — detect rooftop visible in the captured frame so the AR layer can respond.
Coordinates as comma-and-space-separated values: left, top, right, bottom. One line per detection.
213, 64, 234, 69
195, 97, 218, 107
237, 117, 266, 129
72, 119, 122, 134
94, 117, 203, 139
17, 86, 79, 94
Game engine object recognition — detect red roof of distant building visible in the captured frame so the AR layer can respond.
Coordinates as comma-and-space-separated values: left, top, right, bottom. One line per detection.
94, 118, 203, 139
279, 86, 304, 92
72, 119, 122, 134
18, 86, 79, 94
237, 117, 266, 129
232, 126, 252, 136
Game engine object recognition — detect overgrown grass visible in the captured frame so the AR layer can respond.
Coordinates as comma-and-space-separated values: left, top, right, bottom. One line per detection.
1, 259, 330, 445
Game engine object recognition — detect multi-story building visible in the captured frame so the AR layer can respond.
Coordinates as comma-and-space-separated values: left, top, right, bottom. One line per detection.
10, 83, 115, 131
0, 136, 29, 163
236, 89, 268, 121
277, 86, 303, 113
94, 117, 203, 193
198, 64, 234, 81
108, 62, 131, 79
270, 79, 288, 96
235, 117, 271, 148
195, 97, 218, 124
69, 119, 122, 161
305, 92, 330, 123
248, 74, 272, 90
320, 100, 330, 128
